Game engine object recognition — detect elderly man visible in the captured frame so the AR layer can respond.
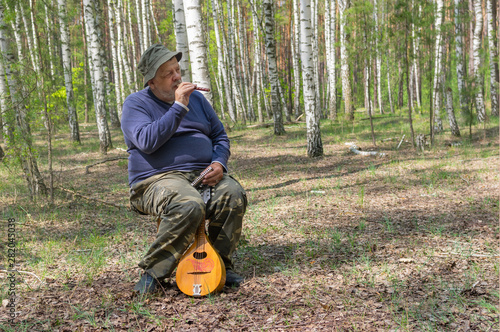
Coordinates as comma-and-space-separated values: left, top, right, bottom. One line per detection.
121, 44, 247, 294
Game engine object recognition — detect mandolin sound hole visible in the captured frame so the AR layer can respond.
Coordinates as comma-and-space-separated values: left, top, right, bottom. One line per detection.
193, 251, 207, 260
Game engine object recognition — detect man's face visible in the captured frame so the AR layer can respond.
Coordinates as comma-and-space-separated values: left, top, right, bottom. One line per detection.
148, 57, 182, 103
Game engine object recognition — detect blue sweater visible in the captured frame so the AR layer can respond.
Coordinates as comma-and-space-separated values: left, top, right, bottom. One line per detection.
121, 88, 230, 186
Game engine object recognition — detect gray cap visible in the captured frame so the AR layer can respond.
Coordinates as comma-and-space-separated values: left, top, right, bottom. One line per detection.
137, 44, 182, 87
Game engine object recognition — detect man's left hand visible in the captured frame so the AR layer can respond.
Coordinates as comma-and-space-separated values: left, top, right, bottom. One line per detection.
202, 163, 224, 187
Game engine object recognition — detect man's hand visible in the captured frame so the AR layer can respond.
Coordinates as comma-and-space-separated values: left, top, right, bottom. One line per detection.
202, 163, 224, 187
175, 82, 196, 106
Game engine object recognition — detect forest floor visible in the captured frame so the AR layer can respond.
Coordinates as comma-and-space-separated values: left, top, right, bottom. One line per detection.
0, 113, 498, 331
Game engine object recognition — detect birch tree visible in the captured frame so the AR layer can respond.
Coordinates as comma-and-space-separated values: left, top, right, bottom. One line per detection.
184, 0, 212, 104
311, 0, 321, 115
238, 2, 253, 122
108, 0, 122, 111
339, 0, 354, 120
432, 0, 444, 132
411, 2, 421, 110
227, 0, 246, 120
173, 0, 191, 82
251, 3, 265, 123
454, 0, 468, 115
486, 0, 499, 115
472, 0, 486, 122
12, 5, 25, 65
445, 87, 461, 136
300, 0, 323, 157
135, 0, 144, 53
214, 0, 236, 121
292, 0, 301, 118
117, 0, 134, 96
18, 2, 39, 75
58, 0, 80, 143
43, 3, 55, 77
263, 0, 285, 135
141, 0, 151, 53
325, 0, 337, 120
0, 46, 8, 139
210, 0, 227, 119
373, 0, 383, 113
83, 0, 112, 154
125, 0, 139, 87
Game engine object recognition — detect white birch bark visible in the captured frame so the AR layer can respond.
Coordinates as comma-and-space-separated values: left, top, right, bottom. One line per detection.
472, 0, 486, 122
374, 0, 383, 113
0, 7, 8, 139
364, 60, 373, 115
339, 0, 354, 120
445, 88, 461, 136
213, 0, 235, 121
135, 0, 144, 53
125, 0, 138, 87
454, 0, 468, 113
117, 0, 134, 94
300, 0, 322, 157
263, 0, 285, 134
12, 7, 25, 64
486, 0, 499, 115
26, 1, 40, 75
18, 3, 39, 75
329, 0, 337, 120
251, 4, 264, 123
58, 0, 80, 142
0, 59, 7, 139
184, 0, 212, 104
83, 0, 111, 154
325, 0, 335, 119
432, 0, 444, 132
43, 3, 55, 77
112, 0, 124, 106
141, 0, 151, 52
173, 0, 191, 82
238, 2, 252, 122
108, 0, 121, 111
411, 3, 421, 109
227, 0, 246, 120
210, 0, 226, 118
149, 1, 160, 42
292, 0, 301, 118
311, 0, 321, 115
409, 62, 415, 111
230, 0, 246, 121
386, 54, 394, 113
94, 2, 119, 128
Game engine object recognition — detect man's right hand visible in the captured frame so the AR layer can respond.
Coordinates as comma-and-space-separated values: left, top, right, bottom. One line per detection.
175, 82, 196, 106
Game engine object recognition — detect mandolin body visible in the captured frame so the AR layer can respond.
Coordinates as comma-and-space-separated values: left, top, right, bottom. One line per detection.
176, 222, 226, 297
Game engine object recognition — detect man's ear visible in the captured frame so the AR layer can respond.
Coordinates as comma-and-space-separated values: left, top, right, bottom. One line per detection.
147, 79, 153, 88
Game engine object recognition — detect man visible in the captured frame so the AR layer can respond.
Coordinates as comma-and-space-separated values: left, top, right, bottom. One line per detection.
121, 44, 247, 294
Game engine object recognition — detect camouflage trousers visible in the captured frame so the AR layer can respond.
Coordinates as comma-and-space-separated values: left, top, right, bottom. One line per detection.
129, 170, 247, 280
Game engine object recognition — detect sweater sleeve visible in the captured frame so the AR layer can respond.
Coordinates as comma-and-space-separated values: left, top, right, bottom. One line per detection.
121, 94, 188, 154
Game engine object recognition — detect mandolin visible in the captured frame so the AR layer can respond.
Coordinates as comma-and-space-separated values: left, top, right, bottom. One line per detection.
175, 167, 226, 296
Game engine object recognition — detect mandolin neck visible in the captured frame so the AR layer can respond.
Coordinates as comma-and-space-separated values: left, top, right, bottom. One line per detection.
195, 221, 206, 241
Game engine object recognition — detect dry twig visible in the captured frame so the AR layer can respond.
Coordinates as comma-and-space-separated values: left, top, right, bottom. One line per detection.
58, 186, 128, 209
85, 156, 128, 174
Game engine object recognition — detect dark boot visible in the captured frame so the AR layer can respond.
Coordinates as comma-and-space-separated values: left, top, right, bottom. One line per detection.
225, 270, 244, 287
134, 273, 158, 294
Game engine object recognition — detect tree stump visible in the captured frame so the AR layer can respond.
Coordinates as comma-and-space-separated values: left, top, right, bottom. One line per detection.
416, 134, 426, 152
